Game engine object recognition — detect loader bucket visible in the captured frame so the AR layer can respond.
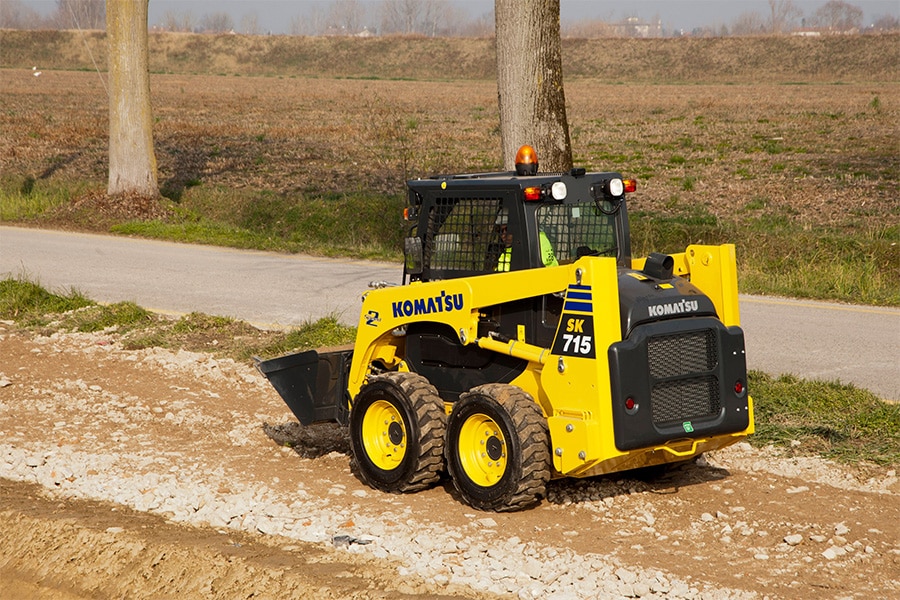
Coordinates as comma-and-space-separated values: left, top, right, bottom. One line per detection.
255, 347, 352, 426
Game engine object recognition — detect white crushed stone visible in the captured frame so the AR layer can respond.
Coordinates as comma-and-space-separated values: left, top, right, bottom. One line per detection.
706, 443, 899, 494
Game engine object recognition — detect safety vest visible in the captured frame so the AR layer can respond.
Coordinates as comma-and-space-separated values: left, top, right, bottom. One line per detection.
496, 231, 558, 272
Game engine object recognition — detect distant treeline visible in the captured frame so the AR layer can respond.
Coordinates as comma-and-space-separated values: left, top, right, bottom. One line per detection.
2, 29, 898, 83
2, 0, 899, 37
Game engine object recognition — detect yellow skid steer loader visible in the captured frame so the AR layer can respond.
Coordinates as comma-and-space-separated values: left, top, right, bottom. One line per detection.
258, 146, 753, 511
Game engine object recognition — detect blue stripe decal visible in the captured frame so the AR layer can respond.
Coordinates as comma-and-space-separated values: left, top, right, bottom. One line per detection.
566, 291, 592, 301
568, 284, 591, 291
564, 301, 593, 312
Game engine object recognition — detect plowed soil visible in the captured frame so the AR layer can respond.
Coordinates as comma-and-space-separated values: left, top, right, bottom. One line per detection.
2, 68, 897, 231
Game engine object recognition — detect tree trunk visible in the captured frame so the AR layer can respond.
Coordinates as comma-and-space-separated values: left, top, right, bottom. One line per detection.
495, 0, 572, 173
107, 0, 158, 198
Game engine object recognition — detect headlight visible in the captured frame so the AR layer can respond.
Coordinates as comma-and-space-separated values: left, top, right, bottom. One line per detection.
551, 181, 567, 200
607, 178, 624, 197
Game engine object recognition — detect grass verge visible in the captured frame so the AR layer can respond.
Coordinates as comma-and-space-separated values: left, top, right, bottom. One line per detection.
8, 186, 900, 306
2, 277, 897, 468
630, 208, 899, 306
109, 187, 407, 261
6, 184, 897, 305
0, 278, 356, 362
0, 177, 87, 221
749, 371, 900, 466
0, 276, 94, 324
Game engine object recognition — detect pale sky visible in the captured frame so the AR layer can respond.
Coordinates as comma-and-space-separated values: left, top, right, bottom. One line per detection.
20, 1, 900, 34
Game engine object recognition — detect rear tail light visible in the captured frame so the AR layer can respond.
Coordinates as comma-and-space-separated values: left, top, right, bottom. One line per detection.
625, 396, 638, 414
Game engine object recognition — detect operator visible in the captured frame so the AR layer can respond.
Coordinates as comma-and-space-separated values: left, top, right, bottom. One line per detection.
495, 209, 558, 272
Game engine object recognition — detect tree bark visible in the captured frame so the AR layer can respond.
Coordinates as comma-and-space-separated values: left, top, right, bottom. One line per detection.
107, 0, 158, 198
495, 0, 572, 173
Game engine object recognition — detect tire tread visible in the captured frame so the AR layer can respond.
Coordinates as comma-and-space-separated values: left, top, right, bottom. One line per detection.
448, 383, 551, 512
360, 372, 446, 493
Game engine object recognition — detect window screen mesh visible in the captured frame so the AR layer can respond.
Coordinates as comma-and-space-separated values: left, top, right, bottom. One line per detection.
423, 198, 619, 275
537, 202, 617, 264
425, 197, 503, 274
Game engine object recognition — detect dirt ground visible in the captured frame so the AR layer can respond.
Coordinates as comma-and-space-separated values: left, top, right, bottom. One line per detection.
1, 323, 898, 599
0, 478, 498, 600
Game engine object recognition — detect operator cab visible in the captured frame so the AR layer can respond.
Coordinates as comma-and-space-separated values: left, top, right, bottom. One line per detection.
403, 145, 635, 283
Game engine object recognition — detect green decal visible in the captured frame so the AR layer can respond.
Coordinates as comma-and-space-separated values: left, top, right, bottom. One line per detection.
682, 421, 694, 433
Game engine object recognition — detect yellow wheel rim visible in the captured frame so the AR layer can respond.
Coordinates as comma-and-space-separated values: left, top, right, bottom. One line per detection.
361, 400, 407, 471
458, 412, 507, 487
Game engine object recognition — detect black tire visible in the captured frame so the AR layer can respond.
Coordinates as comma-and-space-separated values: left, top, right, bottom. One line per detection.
349, 372, 446, 493
445, 384, 551, 512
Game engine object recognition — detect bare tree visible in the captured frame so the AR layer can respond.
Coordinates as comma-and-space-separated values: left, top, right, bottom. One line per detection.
767, 0, 802, 34
812, 0, 863, 32
0, 0, 45, 29
327, 0, 366, 35
871, 14, 900, 32
731, 11, 767, 36
107, 0, 159, 198
160, 10, 195, 32
240, 13, 261, 35
55, 0, 105, 30
378, 0, 448, 35
420, 0, 449, 37
291, 6, 327, 36
200, 12, 234, 34
461, 8, 494, 37
495, 0, 572, 172
380, 0, 421, 35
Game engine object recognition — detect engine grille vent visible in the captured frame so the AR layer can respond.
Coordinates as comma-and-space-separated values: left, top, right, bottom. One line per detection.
647, 329, 720, 424
648, 329, 717, 378
651, 376, 721, 424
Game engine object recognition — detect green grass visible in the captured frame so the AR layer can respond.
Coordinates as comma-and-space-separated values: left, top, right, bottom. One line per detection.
0, 177, 87, 220
0, 276, 356, 362
171, 312, 239, 334
123, 312, 356, 361
0, 277, 94, 323
630, 208, 725, 254
55, 301, 153, 333
0, 277, 153, 331
110, 187, 407, 261
749, 371, 900, 466
630, 209, 900, 306
247, 315, 356, 360
738, 223, 899, 306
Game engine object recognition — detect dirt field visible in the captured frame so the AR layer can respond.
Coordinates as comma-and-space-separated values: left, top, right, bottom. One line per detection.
1, 323, 898, 599
1, 479, 492, 600
2, 68, 897, 232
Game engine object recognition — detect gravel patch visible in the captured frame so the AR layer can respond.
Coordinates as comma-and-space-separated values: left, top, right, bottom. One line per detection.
2, 328, 898, 599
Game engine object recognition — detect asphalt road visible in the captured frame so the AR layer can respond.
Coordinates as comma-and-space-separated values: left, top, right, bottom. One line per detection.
3, 225, 898, 401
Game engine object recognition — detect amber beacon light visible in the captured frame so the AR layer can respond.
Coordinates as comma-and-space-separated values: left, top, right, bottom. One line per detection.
515, 145, 539, 176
